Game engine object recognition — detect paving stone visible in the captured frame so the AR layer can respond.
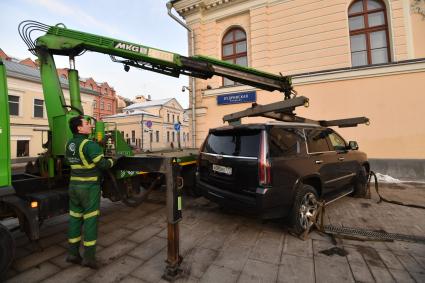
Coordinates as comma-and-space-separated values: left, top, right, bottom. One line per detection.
42, 265, 94, 283
378, 250, 405, 270
180, 247, 218, 278
312, 240, 347, 264
131, 249, 166, 283
249, 231, 283, 264
344, 246, 367, 266
129, 236, 166, 261
173, 276, 200, 283
127, 224, 164, 244
368, 266, 396, 283
397, 254, 425, 276
119, 275, 148, 283
278, 254, 314, 283
388, 269, 416, 283
283, 234, 313, 258
238, 259, 278, 283
12, 245, 66, 272
97, 228, 133, 247
38, 232, 67, 249
353, 245, 386, 268
410, 254, 425, 269
225, 225, 259, 247
198, 230, 230, 251
213, 244, 251, 272
314, 256, 354, 283
200, 264, 239, 283
96, 240, 138, 265
385, 241, 425, 257
124, 213, 164, 231
348, 263, 375, 283
409, 271, 425, 283
87, 255, 142, 283
6, 262, 60, 283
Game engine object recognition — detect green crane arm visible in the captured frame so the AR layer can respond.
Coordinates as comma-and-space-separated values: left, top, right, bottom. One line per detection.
19, 20, 293, 156
0, 59, 12, 188
36, 24, 292, 92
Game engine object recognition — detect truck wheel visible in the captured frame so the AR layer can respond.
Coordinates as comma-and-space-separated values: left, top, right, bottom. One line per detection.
352, 166, 368, 198
290, 185, 319, 235
121, 177, 150, 207
0, 223, 15, 278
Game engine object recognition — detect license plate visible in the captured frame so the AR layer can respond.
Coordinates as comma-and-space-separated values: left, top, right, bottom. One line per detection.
212, 164, 232, 175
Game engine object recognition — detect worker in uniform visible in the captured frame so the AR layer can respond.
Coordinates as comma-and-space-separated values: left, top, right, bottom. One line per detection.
65, 116, 115, 269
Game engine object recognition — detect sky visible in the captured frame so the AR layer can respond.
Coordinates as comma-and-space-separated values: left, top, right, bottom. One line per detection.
0, 0, 190, 108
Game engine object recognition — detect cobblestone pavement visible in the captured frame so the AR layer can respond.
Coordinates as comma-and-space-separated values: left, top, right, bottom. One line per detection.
5, 183, 425, 283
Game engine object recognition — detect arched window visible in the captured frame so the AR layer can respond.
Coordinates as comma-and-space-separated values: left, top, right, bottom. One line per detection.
348, 0, 390, 66
222, 27, 247, 86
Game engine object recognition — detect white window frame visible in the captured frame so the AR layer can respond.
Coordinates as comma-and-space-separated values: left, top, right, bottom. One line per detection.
33, 98, 45, 119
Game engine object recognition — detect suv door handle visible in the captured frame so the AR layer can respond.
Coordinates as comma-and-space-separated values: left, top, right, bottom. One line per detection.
315, 160, 323, 164
338, 157, 345, 161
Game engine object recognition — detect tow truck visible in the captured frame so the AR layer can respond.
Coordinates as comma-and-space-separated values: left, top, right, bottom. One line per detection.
0, 20, 295, 277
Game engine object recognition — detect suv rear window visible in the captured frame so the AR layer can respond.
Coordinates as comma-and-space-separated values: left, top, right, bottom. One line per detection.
204, 130, 261, 157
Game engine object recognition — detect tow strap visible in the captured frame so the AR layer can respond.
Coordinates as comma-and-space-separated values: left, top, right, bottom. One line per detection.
301, 171, 425, 244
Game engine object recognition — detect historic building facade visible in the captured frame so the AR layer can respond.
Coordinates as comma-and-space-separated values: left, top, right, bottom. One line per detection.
171, 0, 425, 178
103, 96, 191, 151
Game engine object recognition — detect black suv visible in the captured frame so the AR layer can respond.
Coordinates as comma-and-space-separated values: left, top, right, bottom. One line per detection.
196, 122, 369, 234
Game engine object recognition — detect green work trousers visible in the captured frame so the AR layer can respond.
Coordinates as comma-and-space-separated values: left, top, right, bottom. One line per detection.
68, 184, 101, 260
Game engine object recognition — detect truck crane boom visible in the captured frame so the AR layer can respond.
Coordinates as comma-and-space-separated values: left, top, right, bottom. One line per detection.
20, 21, 292, 93
18, 20, 294, 158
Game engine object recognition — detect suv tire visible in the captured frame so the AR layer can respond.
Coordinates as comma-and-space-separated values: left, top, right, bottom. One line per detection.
353, 166, 368, 198
0, 223, 15, 278
290, 184, 319, 235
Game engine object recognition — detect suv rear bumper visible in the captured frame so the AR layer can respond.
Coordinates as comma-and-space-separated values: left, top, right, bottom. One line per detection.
197, 178, 286, 219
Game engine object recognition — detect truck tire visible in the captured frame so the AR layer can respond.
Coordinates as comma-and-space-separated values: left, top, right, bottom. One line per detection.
352, 166, 368, 198
0, 223, 15, 278
290, 184, 319, 235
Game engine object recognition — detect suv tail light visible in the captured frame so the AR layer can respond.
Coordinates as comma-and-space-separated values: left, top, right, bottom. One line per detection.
259, 130, 271, 186
197, 139, 207, 167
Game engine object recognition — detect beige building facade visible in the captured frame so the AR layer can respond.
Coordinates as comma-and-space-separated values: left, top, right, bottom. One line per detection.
171, 0, 425, 178
5, 60, 96, 159
103, 96, 191, 152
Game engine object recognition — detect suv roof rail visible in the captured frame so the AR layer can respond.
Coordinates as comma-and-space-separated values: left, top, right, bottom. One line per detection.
223, 96, 370, 128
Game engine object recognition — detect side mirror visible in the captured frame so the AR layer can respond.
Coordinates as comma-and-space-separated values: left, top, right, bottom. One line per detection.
348, 141, 359, 150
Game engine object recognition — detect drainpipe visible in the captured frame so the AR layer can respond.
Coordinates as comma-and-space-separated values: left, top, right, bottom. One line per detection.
167, 1, 196, 148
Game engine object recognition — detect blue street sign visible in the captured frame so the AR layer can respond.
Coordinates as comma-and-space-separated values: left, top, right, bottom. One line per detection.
145, 120, 152, 128
217, 91, 256, 105
174, 123, 181, 131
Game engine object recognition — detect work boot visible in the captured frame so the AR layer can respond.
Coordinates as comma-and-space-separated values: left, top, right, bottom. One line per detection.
66, 254, 82, 265
82, 258, 99, 270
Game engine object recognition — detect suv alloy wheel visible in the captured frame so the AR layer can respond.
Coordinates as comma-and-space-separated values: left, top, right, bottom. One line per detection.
291, 184, 319, 235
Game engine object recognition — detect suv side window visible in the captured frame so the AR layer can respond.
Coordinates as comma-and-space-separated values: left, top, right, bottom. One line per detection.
305, 129, 331, 153
328, 131, 347, 151
269, 127, 303, 157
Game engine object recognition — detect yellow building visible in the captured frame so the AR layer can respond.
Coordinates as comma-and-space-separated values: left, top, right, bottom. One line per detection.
103, 96, 191, 151
171, 0, 425, 179
4, 59, 96, 159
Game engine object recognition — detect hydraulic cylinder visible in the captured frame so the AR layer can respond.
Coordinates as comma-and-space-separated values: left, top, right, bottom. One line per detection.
68, 69, 83, 114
